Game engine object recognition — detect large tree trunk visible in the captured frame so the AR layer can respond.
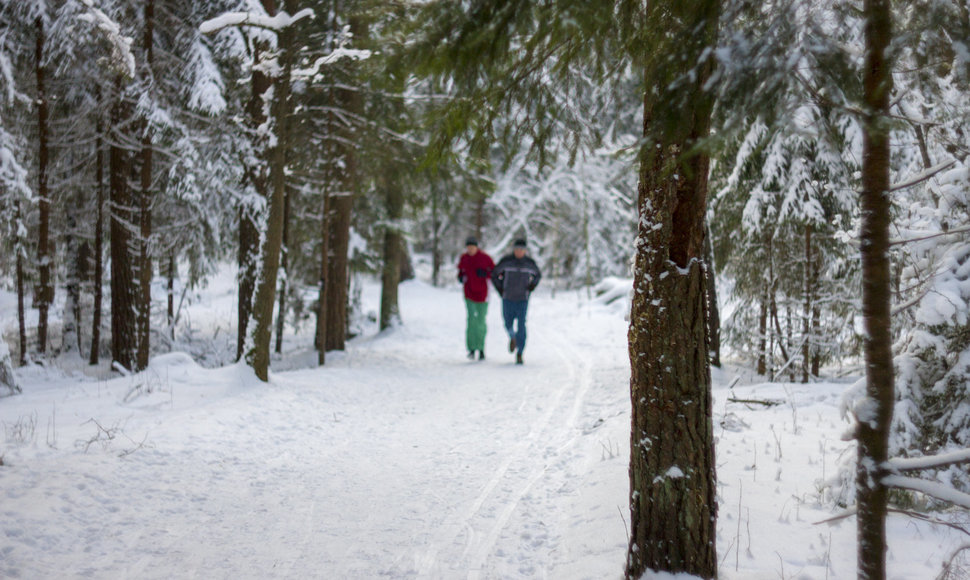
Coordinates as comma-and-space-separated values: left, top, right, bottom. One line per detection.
857, 1, 894, 579
247, 0, 295, 381
625, 2, 719, 578
237, 42, 273, 361
90, 97, 105, 366
703, 223, 720, 367
109, 77, 138, 372
136, 0, 155, 371
35, 16, 53, 357
380, 174, 404, 331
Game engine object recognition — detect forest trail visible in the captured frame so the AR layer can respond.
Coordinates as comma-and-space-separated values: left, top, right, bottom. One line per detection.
0, 280, 633, 580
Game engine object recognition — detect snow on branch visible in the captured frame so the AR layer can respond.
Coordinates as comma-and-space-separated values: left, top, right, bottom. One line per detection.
888, 449, 970, 472
77, 0, 136, 79
199, 8, 315, 35
889, 159, 957, 193
883, 475, 970, 509
292, 48, 372, 81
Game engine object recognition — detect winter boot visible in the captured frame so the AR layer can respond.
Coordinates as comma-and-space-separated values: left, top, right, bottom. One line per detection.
516, 352, 523, 365
478, 350, 486, 361
467, 350, 476, 360
509, 337, 516, 353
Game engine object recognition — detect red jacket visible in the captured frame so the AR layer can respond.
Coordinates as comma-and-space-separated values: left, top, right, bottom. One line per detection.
458, 250, 495, 303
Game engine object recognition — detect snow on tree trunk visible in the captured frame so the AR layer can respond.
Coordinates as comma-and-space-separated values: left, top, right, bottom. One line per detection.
856, 1, 894, 579
237, 41, 272, 362
0, 339, 19, 396
625, 1, 718, 577
247, 0, 297, 382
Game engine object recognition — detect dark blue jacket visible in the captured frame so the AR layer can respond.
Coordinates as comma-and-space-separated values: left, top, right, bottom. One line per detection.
492, 254, 541, 301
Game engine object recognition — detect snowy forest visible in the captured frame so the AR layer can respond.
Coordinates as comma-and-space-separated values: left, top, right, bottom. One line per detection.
2, 1, 970, 579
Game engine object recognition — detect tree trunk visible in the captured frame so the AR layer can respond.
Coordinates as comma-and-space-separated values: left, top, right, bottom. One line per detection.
64, 176, 81, 356
626, 2, 718, 578
474, 193, 485, 239
109, 77, 138, 372
136, 0, 155, 372
237, 42, 273, 362
757, 290, 768, 376
35, 16, 52, 357
802, 224, 813, 383
275, 182, 291, 354
15, 199, 27, 367
90, 94, 105, 366
431, 181, 440, 287
325, 62, 362, 351
247, 0, 295, 381
316, 190, 331, 365
857, 1, 894, 579
380, 174, 404, 331
167, 254, 176, 340
703, 223, 720, 367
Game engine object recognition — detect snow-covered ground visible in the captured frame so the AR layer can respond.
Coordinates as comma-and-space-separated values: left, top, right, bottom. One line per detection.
0, 272, 965, 579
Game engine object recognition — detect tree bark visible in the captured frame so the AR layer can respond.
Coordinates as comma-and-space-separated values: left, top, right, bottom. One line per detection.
802, 224, 814, 383
136, 0, 155, 371
167, 254, 175, 340
247, 0, 295, 381
757, 290, 768, 376
35, 16, 52, 357
703, 223, 720, 367
626, 2, 718, 578
316, 190, 331, 365
275, 182, 291, 354
15, 199, 27, 366
380, 174, 404, 331
857, 1, 894, 579
90, 92, 105, 366
237, 42, 273, 362
110, 76, 138, 372
324, 64, 362, 352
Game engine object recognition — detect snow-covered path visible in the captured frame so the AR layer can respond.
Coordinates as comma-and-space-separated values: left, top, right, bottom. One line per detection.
1, 281, 632, 579
3, 278, 965, 579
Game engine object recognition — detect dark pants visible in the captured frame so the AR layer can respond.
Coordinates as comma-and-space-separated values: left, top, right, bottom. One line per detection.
502, 299, 529, 354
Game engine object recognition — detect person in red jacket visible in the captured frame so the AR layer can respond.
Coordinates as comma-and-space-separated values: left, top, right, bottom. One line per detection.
457, 236, 495, 360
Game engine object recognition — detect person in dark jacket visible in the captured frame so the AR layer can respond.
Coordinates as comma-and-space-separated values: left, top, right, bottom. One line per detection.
491, 238, 541, 364
457, 236, 495, 360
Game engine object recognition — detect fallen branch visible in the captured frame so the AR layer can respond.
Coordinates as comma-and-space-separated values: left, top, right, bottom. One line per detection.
727, 397, 783, 407
888, 448, 970, 472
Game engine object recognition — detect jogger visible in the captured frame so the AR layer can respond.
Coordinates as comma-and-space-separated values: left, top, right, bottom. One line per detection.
457, 236, 495, 360
492, 239, 541, 365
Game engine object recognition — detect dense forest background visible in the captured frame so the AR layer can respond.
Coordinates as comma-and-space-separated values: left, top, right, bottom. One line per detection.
3, 1, 970, 578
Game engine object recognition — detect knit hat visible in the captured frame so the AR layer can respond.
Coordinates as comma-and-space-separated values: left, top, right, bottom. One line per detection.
513, 238, 527, 248
465, 236, 478, 247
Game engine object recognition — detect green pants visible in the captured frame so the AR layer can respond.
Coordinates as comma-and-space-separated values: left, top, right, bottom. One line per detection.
465, 299, 488, 352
